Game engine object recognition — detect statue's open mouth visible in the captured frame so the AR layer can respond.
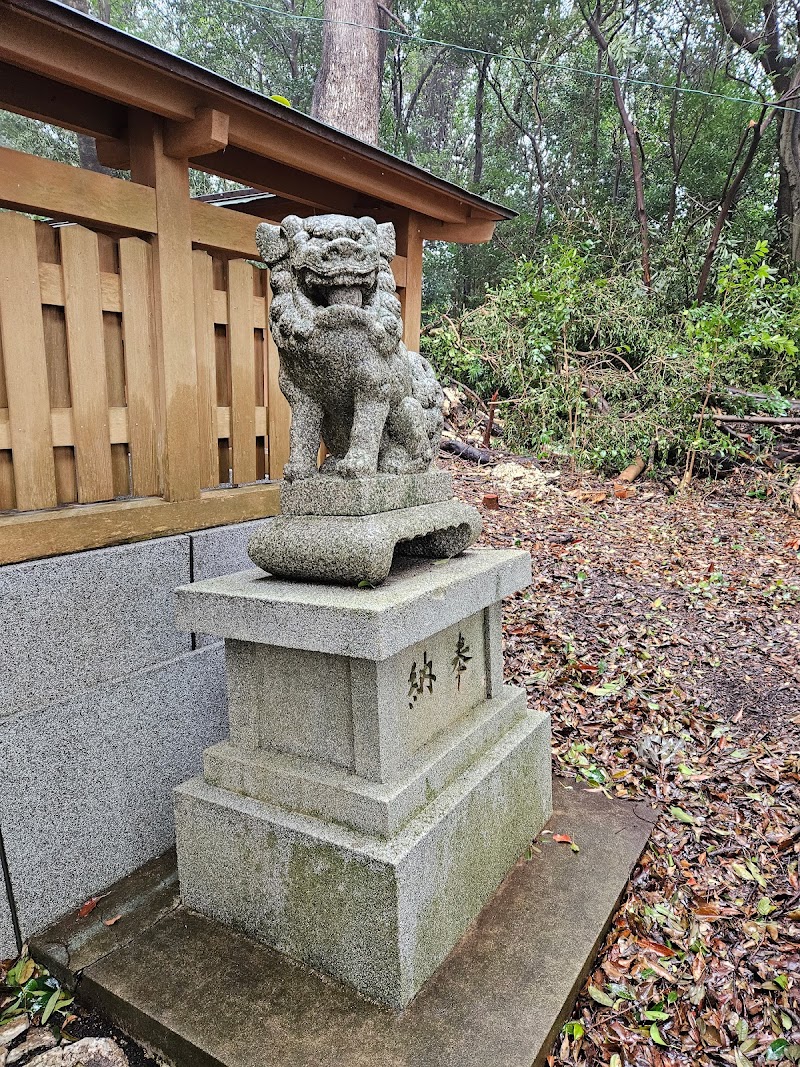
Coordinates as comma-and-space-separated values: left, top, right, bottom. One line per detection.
301, 265, 376, 307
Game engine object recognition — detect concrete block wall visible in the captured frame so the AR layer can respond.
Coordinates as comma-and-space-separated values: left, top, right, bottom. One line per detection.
0, 519, 269, 958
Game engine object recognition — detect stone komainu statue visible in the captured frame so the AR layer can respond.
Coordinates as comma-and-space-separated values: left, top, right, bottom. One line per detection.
256, 214, 444, 481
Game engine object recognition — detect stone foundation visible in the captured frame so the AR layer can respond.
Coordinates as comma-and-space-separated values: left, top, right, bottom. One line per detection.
174, 550, 552, 1008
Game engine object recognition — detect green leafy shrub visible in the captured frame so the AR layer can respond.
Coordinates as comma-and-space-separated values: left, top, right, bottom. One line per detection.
423, 239, 800, 472
1, 950, 74, 1034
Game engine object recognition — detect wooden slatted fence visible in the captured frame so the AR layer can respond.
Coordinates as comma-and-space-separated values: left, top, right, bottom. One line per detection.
0, 213, 282, 512
0, 140, 414, 565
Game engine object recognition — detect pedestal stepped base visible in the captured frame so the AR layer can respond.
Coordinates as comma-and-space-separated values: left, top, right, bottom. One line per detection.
174, 551, 551, 1009
248, 470, 481, 585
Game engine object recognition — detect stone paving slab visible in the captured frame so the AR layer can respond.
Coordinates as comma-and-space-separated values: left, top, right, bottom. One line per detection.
32, 851, 179, 990
52, 779, 655, 1067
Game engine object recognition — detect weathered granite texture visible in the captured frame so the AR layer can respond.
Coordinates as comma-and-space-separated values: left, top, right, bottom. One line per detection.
175, 550, 529, 660
252, 213, 480, 584
176, 709, 551, 1008
248, 499, 481, 585
0, 519, 275, 961
281, 470, 453, 517
203, 685, 527, 837
256, 214, 443, 481
0, 646, 227, 949
0, 537, 190, 717
174, 551, 550, 1008
0, 878, 16, 960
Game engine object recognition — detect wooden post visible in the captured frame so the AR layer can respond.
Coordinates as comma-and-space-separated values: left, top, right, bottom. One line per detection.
119, 237, 160, 497
0, 213, 58, 510
227, 258, 257, 485
265, 273, 291, 480
396, 211, 424, 353
128, 110, 201, 502
191, 250, 219, 490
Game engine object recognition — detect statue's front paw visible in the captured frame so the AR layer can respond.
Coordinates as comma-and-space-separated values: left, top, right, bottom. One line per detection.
289, 317, 315, 341
283, 461, 318, 483
337, 450, 375, 479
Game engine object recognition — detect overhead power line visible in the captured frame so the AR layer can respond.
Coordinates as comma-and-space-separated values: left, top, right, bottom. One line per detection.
226, 0, 800, 115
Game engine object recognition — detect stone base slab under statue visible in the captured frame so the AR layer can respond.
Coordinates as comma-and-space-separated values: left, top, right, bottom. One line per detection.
173, 550, 552, 1008
248, 471, 482, 586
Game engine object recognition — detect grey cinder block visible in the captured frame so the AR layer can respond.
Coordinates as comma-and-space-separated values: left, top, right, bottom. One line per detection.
188, 520, 273, 583
0, 537, 191, 717
0, 646, 227, 943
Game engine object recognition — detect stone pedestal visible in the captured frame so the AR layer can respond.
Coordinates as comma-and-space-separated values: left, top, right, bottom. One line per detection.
173, 550, 552, 1009
247, 470, 482, 585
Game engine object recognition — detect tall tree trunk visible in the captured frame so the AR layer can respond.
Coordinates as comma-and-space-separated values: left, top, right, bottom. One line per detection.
472, 56, 490, 186
312, 0, 381, 144
584, 9, 652, 288
712, 0, 800, 261
696, 113, 766, 301
776, 96, 800, 259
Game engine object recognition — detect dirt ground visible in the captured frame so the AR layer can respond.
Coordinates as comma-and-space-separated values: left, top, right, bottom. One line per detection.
448, 453, 799, 1066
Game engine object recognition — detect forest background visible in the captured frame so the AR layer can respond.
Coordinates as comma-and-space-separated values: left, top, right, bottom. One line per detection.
4, 0, 800, 484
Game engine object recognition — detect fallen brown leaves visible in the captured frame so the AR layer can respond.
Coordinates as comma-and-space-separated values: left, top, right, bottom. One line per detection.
448, 453, 800, 1067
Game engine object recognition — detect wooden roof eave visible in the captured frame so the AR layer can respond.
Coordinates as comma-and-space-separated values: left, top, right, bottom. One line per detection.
0, 0, 515, 240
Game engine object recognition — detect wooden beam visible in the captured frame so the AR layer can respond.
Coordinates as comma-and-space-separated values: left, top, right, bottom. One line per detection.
95, 138, 131, 170
39, 261, 123, 312
0, 406, 130, 450
211, 286, 267, 328
0, 60, 126, 139
396, 212, 424, 352
216, 406, 267, 439
0, 146, 157, 232
164, 107, 229, 159
192, 146, 357, 213
0, 483, 281, 566
190, 199, 261, 257
418, 217, 498, 244
129, 111, 201, 502
391, 255, 407, 289
0, 8, 487, 226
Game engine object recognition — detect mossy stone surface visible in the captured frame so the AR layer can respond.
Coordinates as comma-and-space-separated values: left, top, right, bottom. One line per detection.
174, 708, 551, 1008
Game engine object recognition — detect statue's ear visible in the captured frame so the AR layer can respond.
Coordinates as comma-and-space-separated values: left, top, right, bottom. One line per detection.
281, 214, 304, 237
256, 223, 288, 266
358, 216, 378, 234
377, 222, 396, 261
